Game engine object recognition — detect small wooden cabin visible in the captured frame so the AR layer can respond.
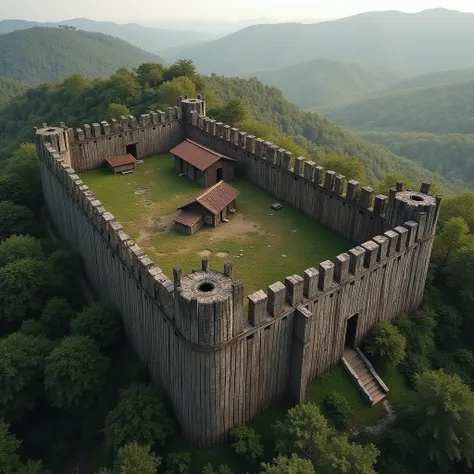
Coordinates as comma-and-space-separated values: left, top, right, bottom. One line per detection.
105, 154, 137, 174
171, 139, 236, 188
173, 181, 240, 234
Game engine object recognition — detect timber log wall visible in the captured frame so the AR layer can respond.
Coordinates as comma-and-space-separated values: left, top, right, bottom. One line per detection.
35, 97, 440, 446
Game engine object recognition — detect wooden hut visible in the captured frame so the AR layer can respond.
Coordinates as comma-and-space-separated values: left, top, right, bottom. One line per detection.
105, 154, 137, 174
171, 139, 236, 188
173, 181, 240, 234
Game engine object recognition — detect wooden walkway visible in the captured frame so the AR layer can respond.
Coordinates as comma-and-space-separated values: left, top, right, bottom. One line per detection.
342, 348, 388, 406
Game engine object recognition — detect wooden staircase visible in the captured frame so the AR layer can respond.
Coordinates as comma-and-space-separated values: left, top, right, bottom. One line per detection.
342, 348, 389, 406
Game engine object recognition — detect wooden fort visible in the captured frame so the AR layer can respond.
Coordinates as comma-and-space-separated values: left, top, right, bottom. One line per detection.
35, 97, 440, 446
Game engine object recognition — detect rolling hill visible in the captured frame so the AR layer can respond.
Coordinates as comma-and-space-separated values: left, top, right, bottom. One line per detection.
0, 78, 29, 107
382, 68, 474, 93
323, 80, 474, 134
0, 27, 165, 85
0, 18, 215, 53
166, 9, 474, 76
203, 75, 463, 192
247, 59, 406, 110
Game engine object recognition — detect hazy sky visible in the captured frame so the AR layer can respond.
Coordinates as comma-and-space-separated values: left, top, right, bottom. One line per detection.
1, 0, 474, 22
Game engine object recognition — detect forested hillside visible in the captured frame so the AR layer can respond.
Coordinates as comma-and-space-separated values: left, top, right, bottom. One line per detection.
325, 80, 474, 134
0, 27, 164, 84
0, 78, 28, 107
247, 59, 405, 110
383, 67, 474, 93
361, 132, 474, 189
168, 9, 474, 76
203, 74, 462, 190
0, 18, 215, 53
0, 62, 459, 192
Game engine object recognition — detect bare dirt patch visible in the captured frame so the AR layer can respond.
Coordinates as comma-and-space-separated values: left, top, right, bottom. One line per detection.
199, 250, 212, 257
209, 213, 264, 242
216, 252, 229, 258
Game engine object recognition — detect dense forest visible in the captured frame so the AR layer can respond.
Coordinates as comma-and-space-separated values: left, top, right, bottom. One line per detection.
246, 59, 405, 110
0, 27, 163, 85
0, 78, 28, 107
325, 80, 474, 134
0, 63, 459, 192
360, 132, 474, 189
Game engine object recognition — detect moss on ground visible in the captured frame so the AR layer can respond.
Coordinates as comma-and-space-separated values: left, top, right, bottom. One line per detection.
81, 154, 348, 297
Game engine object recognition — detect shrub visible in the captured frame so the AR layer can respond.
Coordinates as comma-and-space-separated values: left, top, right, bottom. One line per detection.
70, 301, 120, 347
165, 451, 192, 474
364, 321, 406, 367
103, 383, 175, 453
324, 392, 354, 430
230, 425, 263, 461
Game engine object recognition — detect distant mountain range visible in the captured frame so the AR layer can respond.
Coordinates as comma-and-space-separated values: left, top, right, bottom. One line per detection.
166, 9, 474, 76
0, 18, 215, 54
0, 27, 163, 84
246, 59, 407, 110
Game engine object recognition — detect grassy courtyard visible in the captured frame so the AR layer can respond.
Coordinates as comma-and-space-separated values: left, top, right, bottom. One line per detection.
81, 154, 348, 297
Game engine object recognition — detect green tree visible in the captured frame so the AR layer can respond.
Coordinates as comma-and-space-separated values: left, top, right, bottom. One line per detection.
318, 436, 379, 474
164, 59, 197, 81
44, 336, 109, 408
16, 460, 52, 474
165, 452, 192, 474
432, 217, 472, 263
211, 98, 248, 126
0, 173, 31, 207
364, 321, 406, 367
0, 333, 52, 419
0, 201, 36, 240
202, 464, 233, 474
274, 403, 334, 463
0, 420, 21, 474
108, 69, 141, 106
260, 455, 315, 474
319, 155, 366, 184
136, 63, 165, 88
40, 298, 76, 339
272, 135, 308, 158
0, 235, 43, 268
104, 383, 174, 453
399, 370, 474, 466
439, 192, 474, 232
374, 172, 415, 196
230, 425, 263, 462
323, 392, 354, 430
445, 247, 474, 305
0, 258, 52, 322
114, 442, 161, 474
156, 76, 196, 108
4, 144, 42, 206
108, 103, 130, 121
235, 119, 273, 140
70, 302, 120, 347
60, 73, 92, 96
19, 319, 47, 338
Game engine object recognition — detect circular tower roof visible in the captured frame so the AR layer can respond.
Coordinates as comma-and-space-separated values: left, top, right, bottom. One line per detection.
180, 269, 234, 303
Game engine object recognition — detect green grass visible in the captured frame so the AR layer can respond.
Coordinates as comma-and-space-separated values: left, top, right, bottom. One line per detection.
306, 362, 408, 430
306, 365, 385, 427
81, 154, 349, 297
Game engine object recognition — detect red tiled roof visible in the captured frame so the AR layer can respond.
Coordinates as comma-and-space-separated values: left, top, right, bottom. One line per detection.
173, 211, 203, 227
170, 139, 236, 171
178, 181, 240, 215
105, 154, 137, 167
